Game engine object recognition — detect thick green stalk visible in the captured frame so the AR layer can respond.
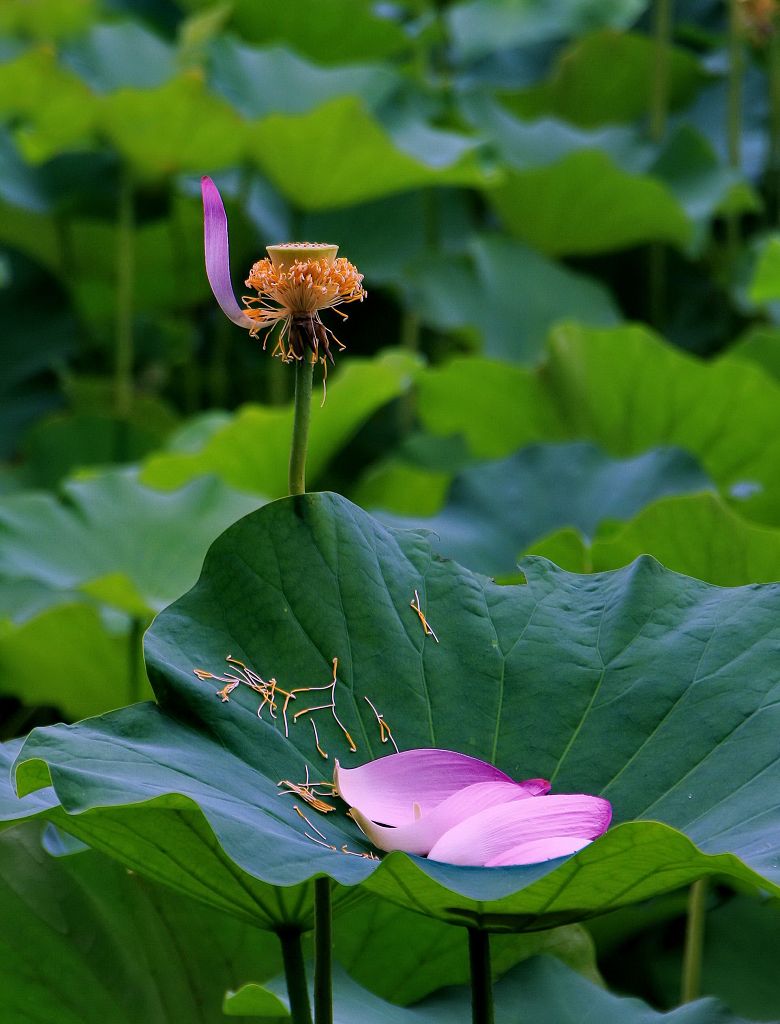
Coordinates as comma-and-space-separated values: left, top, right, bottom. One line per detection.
289, 358, 314, 495
278, 929, 313, 1024
467, 928, 494, 1024
314, 878, 333, 1024
681, 878, 709, 1003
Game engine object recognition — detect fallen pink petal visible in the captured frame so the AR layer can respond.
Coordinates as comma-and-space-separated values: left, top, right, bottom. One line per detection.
336, 748, 610, 867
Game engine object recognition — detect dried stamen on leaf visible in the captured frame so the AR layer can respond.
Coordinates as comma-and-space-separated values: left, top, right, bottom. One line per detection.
410, 589, 439, 643
311, 718, 328, 760
364, 696, 400, 754
279, 771, 336, 814
293, 657, 357, 753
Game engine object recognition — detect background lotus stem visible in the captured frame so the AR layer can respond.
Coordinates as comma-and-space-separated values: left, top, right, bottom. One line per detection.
726, 0, 744, 258
467, 928, 494, 1024
680, 878, 709, 1002
314, 877, 333, 1024
127, 617, 144, 705
648, 0, 672, 328
768, 28, 780, 224
278, 928, 313, 1024
289, 358, 314, 495
114, 164, 135, 456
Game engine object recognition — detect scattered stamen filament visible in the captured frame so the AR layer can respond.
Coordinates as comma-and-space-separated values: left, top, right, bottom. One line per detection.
410, 589, 439, 643
294, 806, 378, 860
278, 766, 336, 813
363, 696, 399, 754
311, 718, 328, 760
293, 657, 357, 752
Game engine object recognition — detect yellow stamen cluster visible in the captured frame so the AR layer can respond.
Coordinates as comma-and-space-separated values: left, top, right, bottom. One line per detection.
242, 254, 365, 365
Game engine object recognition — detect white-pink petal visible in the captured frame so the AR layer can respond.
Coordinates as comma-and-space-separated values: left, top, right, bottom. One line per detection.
350, 780, 540, 856
334, 748, 549, 827
201, 176, 255, 330
427, 793, 612, 867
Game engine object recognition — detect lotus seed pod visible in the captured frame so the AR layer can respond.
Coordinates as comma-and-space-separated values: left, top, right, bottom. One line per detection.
266, 242, 339, 270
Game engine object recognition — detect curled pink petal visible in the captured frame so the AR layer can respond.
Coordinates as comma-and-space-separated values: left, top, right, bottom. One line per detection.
335, 749, 548, 827
427, 794, 612, 867
201, 176, 254, 329
351, 780, 539, 856
484, 835, 592, 867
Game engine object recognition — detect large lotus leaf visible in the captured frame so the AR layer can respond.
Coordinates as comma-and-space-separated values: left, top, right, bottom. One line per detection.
728, 327, 780, 384
141, 352, 420, 494
0, 50, 97, 163
408, 235, 619, 362
376, 442, 711, 576
0, 739, 56, 828
416, 323, 780, 525
0, 824, 281, 1024
488, 151, 691, 254
0, 468, 265, 616
60, 21, 176, 92
207, 38, 399, 119
0, 602, 149, 718
531, 493, 780, 586
226, 958, 745, 1023
100, 75, 246, 177
504, 30, 704, 127
225, 0, 409, 64
447, 0, 647, 63
13, 492, 780, 935
247, 98, 491, 210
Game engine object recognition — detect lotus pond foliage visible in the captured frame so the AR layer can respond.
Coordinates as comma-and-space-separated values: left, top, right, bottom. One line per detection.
2, 0, 780, 1022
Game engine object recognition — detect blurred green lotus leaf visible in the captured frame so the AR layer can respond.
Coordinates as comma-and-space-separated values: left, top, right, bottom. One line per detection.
12, 492, 780, 933
748, 235, 780, 305
407, 235, 620, 362
248, 98, 492, 210
0, 49, 97, 162
0, 0, 98, 39
0, 824, 282, 1024
503, 30, 704, 127
208, 38, 400, 119
60, 21, 176, 92
100, 75, 246, 177
223, 0, 410, 65
417, 323, 780, 524
489, 151, 691, 254
447, 0, 648, 63
141, 352, 421, 494
531, 491, 780, 586
226, 958, 745, 1022
375, 442, 711, 575
0, 468, 265, 616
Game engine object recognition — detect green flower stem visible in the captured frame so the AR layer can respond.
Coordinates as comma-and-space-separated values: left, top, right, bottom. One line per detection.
289, 358, 314, 496
278, 928, 313, 1024
650, 0, 672, 142
128, 617, 145, 705
314, 877, 333, 1024
648, 0, 672, 329
681, 878, 709, 1003
114, 165, 135, 425
467, 928, 494, 1024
